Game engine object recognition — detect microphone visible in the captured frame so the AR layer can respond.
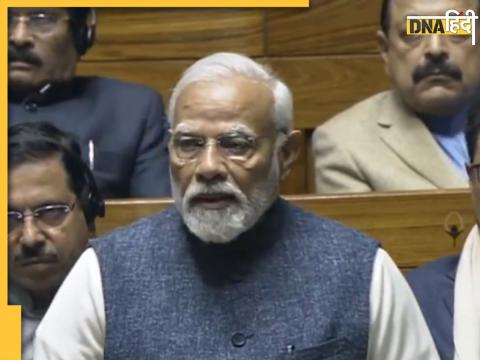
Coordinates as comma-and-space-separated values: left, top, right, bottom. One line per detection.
22, 83, 52, 112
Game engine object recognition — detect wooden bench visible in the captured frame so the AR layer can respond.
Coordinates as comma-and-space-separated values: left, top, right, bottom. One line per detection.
97, 189, 474, 270
77, 2, 388, 194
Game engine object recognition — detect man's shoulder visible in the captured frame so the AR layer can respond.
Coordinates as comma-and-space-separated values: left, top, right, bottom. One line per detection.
79, 76, 163, 100
406, 255, 458, 290
91, 206, 180, 250
406, 254, 457, 357
316, 90, 394, 133
284, 200, 379, 251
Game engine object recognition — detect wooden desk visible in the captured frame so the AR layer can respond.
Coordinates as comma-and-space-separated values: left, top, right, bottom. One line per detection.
97, 189, 474, 269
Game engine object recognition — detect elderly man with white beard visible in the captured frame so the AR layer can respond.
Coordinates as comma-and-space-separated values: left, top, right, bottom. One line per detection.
34, 52, 439, 360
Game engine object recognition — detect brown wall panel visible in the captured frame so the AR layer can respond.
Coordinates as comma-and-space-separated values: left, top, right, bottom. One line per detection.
290, 190, 472, 268
268, 56, 390, 129
79, 56, 391, 130
84, 8, 265, 61
265, 0, 382, 56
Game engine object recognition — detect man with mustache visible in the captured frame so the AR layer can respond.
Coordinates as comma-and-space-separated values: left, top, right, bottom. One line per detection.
8, 122, 104, 360
8, 7, 171, 198
34, 53, 438, 359
312, 0, 480, 193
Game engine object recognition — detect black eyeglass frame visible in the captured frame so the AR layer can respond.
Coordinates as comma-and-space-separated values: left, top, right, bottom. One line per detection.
8, 202, 76, 233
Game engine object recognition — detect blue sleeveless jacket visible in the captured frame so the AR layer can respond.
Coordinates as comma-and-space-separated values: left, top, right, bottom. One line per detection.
91, 198, 378, 359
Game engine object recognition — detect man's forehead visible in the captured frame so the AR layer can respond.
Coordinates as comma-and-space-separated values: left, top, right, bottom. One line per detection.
174, 121, 256, 135
176, 78, 272, 106
8, 157, 74, 206
173, 78, 274, 131
9, 7, 67, 14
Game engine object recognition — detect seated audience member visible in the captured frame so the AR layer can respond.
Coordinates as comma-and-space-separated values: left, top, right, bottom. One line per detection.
8, 7, 170, 198
8, 122, 105, 360
407, 158, 480, 360
312, 0, 480, 193
35, 52, 439, 360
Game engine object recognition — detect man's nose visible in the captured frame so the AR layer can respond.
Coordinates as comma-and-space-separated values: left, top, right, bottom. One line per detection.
424, 35, 449, 62
9, 20, 34, 48
194, 144, 228, 182
19, 217, 47, 249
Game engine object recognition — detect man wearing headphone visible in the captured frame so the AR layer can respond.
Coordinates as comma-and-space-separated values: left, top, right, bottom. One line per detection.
8, 122, 105, 360
8, 8, 171, 198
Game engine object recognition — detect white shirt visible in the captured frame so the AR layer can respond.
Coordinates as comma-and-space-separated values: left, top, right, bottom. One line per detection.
34, 248, 439, 359
8, 285, 44, 360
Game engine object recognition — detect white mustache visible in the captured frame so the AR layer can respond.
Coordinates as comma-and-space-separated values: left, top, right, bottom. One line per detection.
184, 181, 245, 206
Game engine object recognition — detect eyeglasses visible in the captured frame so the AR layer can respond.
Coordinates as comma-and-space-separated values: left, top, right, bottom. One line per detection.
8, 10, 70, 34
169, 131, 273, 164
8, 202, 76, 233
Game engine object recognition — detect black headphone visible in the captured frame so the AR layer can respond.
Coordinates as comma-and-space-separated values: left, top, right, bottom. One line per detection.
70, 8, 97, 56
78, 159, 105, 226
50, 138, 105, 226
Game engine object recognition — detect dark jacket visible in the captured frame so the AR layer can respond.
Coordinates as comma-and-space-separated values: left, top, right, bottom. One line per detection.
406, 255, 458, 360
91, 199, 378, 359
9, 76, 171, 198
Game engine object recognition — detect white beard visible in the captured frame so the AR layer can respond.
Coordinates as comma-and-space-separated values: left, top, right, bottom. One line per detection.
171, 157, 280, 244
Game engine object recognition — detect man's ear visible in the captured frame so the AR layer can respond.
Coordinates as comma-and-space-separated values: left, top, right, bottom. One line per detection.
377, 30, 391, 76
278, 130, 302, 180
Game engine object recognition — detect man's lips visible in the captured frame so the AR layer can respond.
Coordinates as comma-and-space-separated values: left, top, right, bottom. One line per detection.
190, 193, 237, 209
15, 255, 58, 267
9, 61, 35, 70
423, 72, 453, 80
420, 74, 459, 88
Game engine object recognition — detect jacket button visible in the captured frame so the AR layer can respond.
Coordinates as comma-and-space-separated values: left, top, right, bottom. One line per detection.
24, 102, 38, 112
231, 333, 246, 347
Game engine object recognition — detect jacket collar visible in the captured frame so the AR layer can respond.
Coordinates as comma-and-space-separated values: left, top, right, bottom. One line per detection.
9, 77, 87, 106
377, 91, 467, 188
186, 198, 286, 285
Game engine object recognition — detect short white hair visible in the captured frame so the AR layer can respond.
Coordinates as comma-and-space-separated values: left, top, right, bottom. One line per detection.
168, 52, 293, 132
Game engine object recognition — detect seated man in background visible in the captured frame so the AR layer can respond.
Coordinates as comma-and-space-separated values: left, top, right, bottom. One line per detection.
8, 122, 105, 360
8, 7, 170, 198
35, 52, 438, 360
407, 154, 480, 360
313, 0, 480, 193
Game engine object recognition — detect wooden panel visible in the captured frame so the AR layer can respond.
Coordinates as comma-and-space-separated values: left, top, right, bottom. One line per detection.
79, 56, 391, 130
268, 56, 390, 129
84, 8, 265, 61
290, 190, 473, 268
96, 189, 475, 269
265, 0, 382, 56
